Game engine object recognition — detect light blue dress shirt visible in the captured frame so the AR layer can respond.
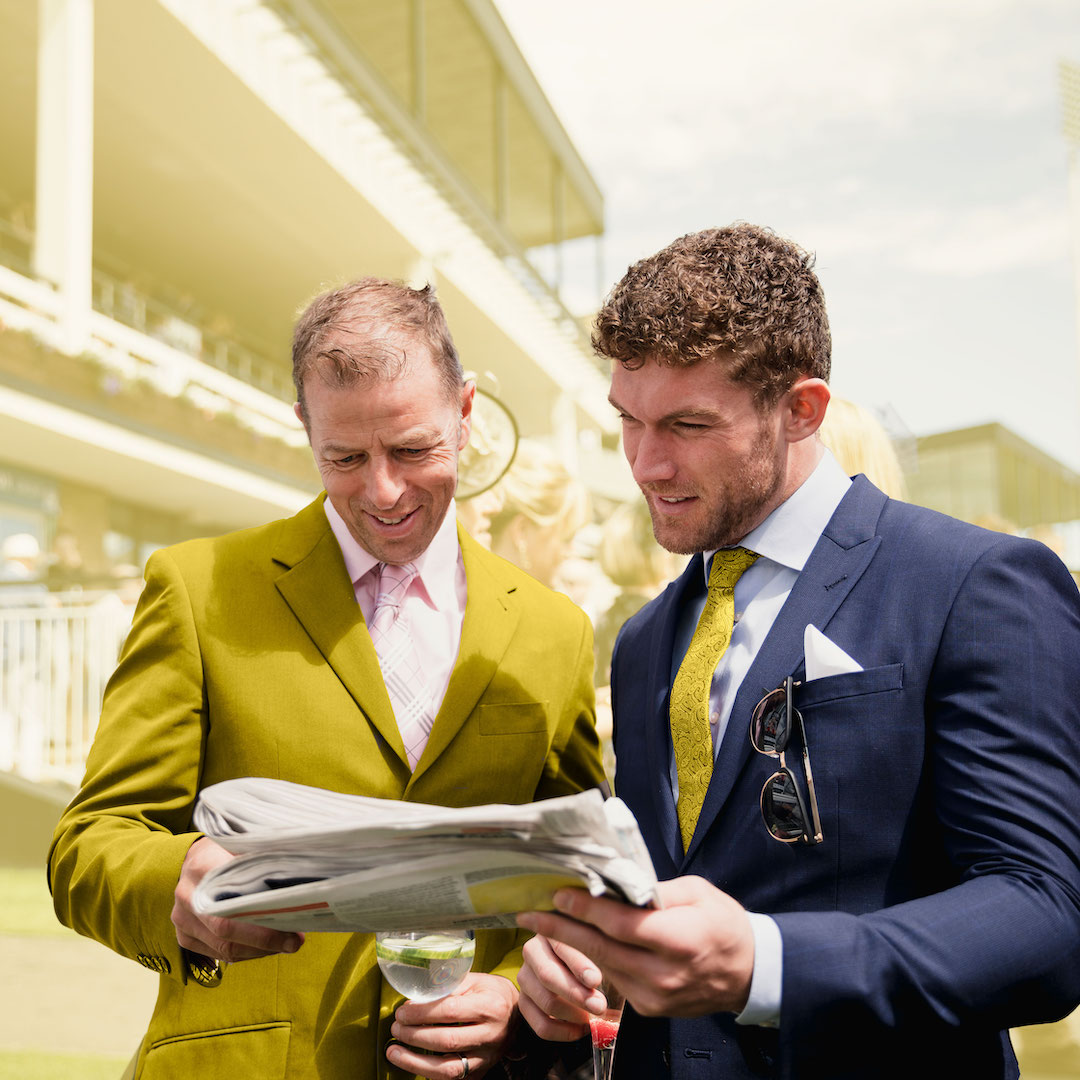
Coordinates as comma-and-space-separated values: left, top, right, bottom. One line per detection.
668, 449, 852, 1026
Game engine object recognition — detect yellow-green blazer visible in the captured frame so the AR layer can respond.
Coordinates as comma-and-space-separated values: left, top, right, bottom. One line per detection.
49, 496, 604, 1079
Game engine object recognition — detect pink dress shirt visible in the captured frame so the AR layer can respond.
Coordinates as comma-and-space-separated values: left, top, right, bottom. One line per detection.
323, 498, 467, 717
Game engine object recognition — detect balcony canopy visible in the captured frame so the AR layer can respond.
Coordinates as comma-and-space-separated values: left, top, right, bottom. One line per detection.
0, 0, 613, 453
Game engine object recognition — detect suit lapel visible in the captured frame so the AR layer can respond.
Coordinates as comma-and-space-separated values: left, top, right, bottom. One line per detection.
682, 477, 888, 864
272, 497, 408, 767
408, 526, 520, 787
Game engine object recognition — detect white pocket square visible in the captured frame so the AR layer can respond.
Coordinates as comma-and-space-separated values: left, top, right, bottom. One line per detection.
804, 624, 863, 681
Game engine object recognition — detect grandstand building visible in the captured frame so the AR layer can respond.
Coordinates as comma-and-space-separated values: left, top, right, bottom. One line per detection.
0, 0, 612, 787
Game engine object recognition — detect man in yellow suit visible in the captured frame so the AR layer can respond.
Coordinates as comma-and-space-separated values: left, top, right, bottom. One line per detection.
49, 279, 604, 1080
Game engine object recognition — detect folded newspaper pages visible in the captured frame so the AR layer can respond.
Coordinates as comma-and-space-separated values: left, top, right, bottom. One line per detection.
191, 777, 659, 933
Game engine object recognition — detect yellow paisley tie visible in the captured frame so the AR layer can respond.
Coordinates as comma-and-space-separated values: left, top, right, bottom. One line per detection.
671, 546, 760, 851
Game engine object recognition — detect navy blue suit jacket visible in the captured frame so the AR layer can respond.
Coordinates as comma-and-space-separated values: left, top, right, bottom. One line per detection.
610, 476, 1080, 1079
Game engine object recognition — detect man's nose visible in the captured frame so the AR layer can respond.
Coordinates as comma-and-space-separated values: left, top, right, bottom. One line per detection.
629, 431, 676, 486
364, 460, 407, 509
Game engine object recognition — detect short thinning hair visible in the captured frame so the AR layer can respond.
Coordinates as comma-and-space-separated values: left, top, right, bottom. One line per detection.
292, 277, 464, 419
593, 223, 831, 406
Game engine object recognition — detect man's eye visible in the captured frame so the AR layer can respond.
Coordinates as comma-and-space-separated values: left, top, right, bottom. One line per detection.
336, 455, 358, 466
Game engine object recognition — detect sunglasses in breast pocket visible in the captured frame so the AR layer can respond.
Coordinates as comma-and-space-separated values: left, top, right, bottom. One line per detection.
750, 676, 823, 845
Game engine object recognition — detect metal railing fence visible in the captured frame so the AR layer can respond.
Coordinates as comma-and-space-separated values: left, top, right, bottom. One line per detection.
0, 590, 133, 786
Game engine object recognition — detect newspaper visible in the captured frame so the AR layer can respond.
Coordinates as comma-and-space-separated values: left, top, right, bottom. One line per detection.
191, 777, 659, 933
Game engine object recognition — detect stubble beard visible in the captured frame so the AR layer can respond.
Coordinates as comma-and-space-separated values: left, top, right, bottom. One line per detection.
646, 427, 784, 555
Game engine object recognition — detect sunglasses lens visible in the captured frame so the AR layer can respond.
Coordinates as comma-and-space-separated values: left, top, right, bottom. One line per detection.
751, 691, 789, 755
760, 769, 807, 842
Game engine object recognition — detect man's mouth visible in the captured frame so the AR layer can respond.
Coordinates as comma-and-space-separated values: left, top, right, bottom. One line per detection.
367, 507, 418, 528
647, 492, 698, 516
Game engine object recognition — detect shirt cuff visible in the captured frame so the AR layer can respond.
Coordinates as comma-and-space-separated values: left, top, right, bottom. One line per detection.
734, 911, 782, 1028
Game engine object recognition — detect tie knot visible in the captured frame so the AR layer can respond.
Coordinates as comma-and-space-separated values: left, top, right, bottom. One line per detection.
375, 562, 417, 611
708, 547, 759, 591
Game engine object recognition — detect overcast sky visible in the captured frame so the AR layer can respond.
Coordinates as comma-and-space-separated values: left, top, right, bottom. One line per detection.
494, 0, 1080, 470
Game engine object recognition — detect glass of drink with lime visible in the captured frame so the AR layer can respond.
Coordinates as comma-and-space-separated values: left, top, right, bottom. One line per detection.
375, 929, 475, 1003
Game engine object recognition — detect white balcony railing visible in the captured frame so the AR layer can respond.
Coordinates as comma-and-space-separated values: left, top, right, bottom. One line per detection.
0, 215, 307, 451
0, 590, 133, 786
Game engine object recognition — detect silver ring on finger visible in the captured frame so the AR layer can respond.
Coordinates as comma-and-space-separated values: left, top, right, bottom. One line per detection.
458, 1053, 470, 1079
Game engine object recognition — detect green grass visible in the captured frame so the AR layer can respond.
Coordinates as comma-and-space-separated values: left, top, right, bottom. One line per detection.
0, 1050, 130, 1079
0, 867, 71, 936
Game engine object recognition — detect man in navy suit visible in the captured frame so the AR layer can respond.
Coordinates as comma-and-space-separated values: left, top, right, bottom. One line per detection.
515, 224, 1080, 1078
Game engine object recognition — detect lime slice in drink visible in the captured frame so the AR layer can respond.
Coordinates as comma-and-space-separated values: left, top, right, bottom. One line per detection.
375, 933, 476, 968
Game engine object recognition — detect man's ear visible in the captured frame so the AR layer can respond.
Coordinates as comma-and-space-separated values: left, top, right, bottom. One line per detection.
784, 378, 830, 443
458, 380, 476, 450
293, 401, 308, 431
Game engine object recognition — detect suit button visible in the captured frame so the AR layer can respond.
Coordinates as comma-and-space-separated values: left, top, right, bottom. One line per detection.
135, 953, 171, 974
186, 953, 223, 988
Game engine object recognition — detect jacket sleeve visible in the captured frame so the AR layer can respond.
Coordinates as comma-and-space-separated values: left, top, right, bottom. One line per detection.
48, 548, 207, 984
773, 539, 1080, 1072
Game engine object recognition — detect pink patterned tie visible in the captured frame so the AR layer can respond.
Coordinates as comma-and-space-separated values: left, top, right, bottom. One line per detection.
369, 562, 435, 769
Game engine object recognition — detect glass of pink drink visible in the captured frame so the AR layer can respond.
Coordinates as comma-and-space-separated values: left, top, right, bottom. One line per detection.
588, 980, 625, 1080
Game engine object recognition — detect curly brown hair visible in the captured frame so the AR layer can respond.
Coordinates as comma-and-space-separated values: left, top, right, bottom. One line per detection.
292, 278, 463, 421
593, 223, 831, 406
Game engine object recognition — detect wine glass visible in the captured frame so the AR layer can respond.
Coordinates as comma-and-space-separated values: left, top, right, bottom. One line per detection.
588, 977, 625, 1080
375, 929, 475, 1003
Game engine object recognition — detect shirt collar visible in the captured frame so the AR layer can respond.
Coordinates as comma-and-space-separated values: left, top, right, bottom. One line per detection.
703, 448, 852, 580
323, 497, 461, 608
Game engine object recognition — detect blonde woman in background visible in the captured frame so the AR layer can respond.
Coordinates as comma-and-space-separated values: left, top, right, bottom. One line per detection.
590, 499, 683, 752
488, 439, 589, 589
818, 396, 906, 498
593, 499, 681, 687
456, 486, 503, 550
453, 374, 516, 550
